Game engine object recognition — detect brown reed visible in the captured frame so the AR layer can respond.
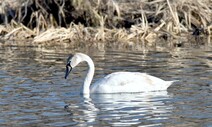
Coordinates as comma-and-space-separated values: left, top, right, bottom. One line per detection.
0, 0, 211, 43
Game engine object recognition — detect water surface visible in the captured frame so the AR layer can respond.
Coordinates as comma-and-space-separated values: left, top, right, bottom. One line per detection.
0, 40, 211, 126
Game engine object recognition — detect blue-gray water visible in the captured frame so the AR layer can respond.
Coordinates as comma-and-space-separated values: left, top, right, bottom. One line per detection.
0, 41, 211, 126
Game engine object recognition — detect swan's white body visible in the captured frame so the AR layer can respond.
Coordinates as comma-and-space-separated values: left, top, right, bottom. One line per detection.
65, 53, 176, 95
90, 72, 174, 93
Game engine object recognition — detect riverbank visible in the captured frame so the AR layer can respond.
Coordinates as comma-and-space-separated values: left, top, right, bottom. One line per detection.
0, 0, 211, 44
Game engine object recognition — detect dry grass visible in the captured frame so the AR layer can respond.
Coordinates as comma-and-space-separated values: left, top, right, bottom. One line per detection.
0, 0, 211, 43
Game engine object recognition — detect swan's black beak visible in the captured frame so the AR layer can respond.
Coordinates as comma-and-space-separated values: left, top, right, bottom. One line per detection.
65, 64, 72, 79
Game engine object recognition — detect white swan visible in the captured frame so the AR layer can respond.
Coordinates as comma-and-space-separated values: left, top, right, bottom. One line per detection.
65, 53, 176, 95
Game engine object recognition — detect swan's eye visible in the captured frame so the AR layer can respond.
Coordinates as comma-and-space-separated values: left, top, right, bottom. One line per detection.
66, 62, 71, 67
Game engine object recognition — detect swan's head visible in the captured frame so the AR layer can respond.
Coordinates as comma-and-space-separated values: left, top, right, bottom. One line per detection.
65, 53, 84, 79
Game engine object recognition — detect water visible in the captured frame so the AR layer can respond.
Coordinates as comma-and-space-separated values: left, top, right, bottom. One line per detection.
0, 40, 211, 126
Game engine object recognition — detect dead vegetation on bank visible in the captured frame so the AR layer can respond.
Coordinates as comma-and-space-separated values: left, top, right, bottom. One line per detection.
0, 0, 211, 44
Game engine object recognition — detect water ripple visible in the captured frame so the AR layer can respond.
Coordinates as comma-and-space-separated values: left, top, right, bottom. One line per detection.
0, 42, 211, 126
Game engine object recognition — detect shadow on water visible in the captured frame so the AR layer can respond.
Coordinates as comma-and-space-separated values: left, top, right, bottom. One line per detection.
0, 37, 211, 126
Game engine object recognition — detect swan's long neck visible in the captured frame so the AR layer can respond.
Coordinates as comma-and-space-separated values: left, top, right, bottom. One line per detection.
81, 54, 95, 95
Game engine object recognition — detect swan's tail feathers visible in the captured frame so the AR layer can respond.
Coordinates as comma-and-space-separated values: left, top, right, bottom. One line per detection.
166, 80, 179, 88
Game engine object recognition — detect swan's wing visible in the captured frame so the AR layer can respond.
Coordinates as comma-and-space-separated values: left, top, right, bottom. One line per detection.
90, 72, 172, 93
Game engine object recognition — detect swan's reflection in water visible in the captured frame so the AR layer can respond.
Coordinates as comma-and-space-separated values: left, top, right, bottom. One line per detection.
65, 91, 173, 126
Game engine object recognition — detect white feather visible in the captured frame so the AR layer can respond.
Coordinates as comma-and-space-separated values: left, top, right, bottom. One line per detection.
65, 53, 177, 95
